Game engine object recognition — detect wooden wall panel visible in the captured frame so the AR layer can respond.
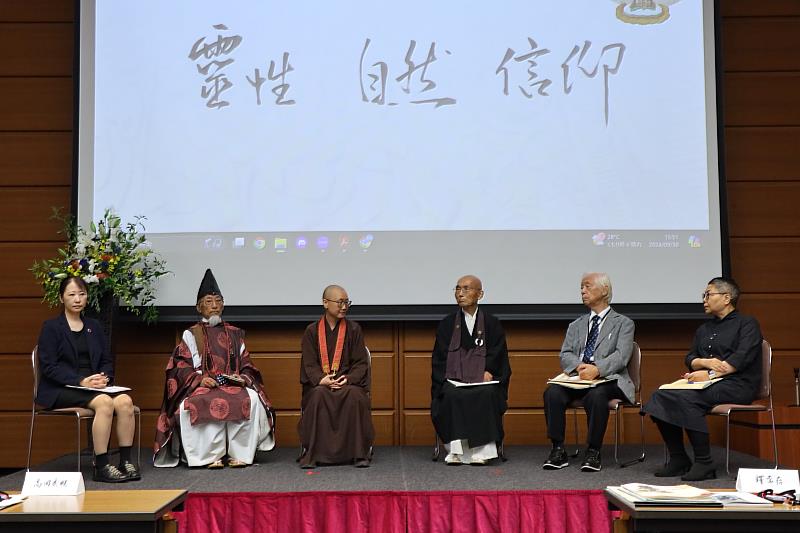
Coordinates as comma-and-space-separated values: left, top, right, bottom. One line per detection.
0, 78, 72, 131
2, 243, 65, 297
724, 127, 800, 181
0, 132, 73, 185
0, 187, 70, 241
369, 353, 395, 409
0, 299, 58, 354
771, 352, 800, 406
727, 182, 800, 237
253, 355, 301, 410
737, 295, 797, 350
0, 0, 74, 21
722, 18, 800, 72
722, 1, 800, 17
730, 238, 800, 292
0, 354, 35, 411
724, 73, 800, 126
0, 23, 73, 76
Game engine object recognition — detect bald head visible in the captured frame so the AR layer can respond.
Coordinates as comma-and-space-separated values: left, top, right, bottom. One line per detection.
456, 275, 482, 291
454, 274, 483, 314
322, 284, 346, 300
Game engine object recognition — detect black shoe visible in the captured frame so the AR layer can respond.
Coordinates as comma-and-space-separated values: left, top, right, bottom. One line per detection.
93, 463, 129, 483
580, 448, 602, 472
543, 447, 569, 470
120, 460, 141, 481
654, 457, 692, 477
354, 458, 371, 468
681, 462, 716, 481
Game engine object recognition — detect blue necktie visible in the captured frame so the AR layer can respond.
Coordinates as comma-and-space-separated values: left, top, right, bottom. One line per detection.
582, 315, 602, 364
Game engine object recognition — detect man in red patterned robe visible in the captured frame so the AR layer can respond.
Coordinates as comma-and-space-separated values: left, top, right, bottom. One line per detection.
153, 269, 275, 468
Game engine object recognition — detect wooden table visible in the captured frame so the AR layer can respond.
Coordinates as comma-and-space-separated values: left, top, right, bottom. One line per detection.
0, 489, 186, 533
605, 488, 800, 533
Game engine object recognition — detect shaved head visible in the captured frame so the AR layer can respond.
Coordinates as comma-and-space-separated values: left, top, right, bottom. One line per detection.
456, 275, 483, 291
322, 284, 345, 299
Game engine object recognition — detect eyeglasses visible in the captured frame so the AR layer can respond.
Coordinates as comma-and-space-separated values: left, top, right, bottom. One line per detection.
758, 489, 799, 506
324, 298, 352, 308
454, 286, 479, 294
702, 291, 727, 300
200, 297, 224, 305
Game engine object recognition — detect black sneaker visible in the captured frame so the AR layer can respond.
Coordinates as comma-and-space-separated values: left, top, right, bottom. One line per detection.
542, 447, 569, 470
120, 460, 141, 481
580, 448, 602, 472
93, 463, 129, 483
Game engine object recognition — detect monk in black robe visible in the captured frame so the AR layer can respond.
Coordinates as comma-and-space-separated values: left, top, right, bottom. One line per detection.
298, 284, 374, 468
431, 275, 511, 465
644, 277, 763, 481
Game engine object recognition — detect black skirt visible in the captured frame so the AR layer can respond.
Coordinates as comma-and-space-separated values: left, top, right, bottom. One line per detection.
643, 378, 756, 433
51, 387, 104, 409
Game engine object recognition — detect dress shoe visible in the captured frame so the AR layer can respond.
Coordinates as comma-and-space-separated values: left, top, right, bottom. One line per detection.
681, 462, 716, 481
654, 457, 692, 477
119, 460, 141, 481
93, 463, 129, 483
542, 447, 569, 470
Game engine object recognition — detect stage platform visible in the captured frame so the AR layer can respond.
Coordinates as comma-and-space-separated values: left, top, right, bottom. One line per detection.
1, 446, 780, 532
1, 445, 775, 492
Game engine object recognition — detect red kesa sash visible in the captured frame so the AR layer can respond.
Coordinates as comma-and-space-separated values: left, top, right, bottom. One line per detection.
318, 317, 347, 375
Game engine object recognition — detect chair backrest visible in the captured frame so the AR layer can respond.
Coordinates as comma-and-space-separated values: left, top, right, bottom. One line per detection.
628, 341, 642, 393
756, 339, 772, 400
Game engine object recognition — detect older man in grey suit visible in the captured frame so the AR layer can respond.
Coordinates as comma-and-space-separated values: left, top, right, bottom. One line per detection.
542, 272, 634, 472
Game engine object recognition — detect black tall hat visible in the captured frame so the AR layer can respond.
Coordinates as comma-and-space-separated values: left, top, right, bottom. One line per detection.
197, 268, 223, 302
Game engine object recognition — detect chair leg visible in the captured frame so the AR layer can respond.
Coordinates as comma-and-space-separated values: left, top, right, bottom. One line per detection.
769, 407, 779, 469
136, 408, 142, 467
613, 406, 620, 465
725, 415, 731, 476
498, 440, 507, 462
76, 414, 82, 472
432, 435, 441, 461
26, 412, 36, 471
571, 409, 580, 458
619, 409, 647, 468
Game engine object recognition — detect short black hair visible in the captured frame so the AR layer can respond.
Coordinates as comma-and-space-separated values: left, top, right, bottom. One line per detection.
707, 276, 740, 306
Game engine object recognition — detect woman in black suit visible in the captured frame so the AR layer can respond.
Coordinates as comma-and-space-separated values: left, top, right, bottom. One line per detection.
36, 276, 140, 483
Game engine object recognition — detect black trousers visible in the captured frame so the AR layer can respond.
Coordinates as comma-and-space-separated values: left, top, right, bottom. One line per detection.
543, 381, 626, 450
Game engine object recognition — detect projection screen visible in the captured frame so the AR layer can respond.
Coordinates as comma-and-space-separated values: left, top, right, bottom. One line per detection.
76, 0, 726, 319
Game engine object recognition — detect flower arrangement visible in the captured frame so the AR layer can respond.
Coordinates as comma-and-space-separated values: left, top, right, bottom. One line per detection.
31, 208, 169, 323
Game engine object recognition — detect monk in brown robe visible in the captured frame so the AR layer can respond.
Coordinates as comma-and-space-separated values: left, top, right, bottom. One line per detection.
298, 284, 374, 468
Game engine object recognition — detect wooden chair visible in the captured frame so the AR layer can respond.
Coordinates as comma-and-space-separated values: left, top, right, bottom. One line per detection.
707, 339, 778, 475
568, 341, 646, 467
26, 345, 141, 471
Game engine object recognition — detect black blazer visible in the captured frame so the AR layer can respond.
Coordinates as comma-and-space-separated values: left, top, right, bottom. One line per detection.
35, 314, 114, 408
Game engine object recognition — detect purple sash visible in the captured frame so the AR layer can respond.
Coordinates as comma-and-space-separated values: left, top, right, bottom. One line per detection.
445, 310, 486, 383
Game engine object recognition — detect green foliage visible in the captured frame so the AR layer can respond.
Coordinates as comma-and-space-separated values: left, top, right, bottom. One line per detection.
31, 208, 170, 323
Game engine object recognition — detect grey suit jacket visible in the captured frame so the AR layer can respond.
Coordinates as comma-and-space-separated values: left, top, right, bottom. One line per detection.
559, 308, 635, 403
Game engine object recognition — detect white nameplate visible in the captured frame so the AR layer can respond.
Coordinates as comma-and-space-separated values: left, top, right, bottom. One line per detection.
736, 468, 800, 494
21, 472, 85, 496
